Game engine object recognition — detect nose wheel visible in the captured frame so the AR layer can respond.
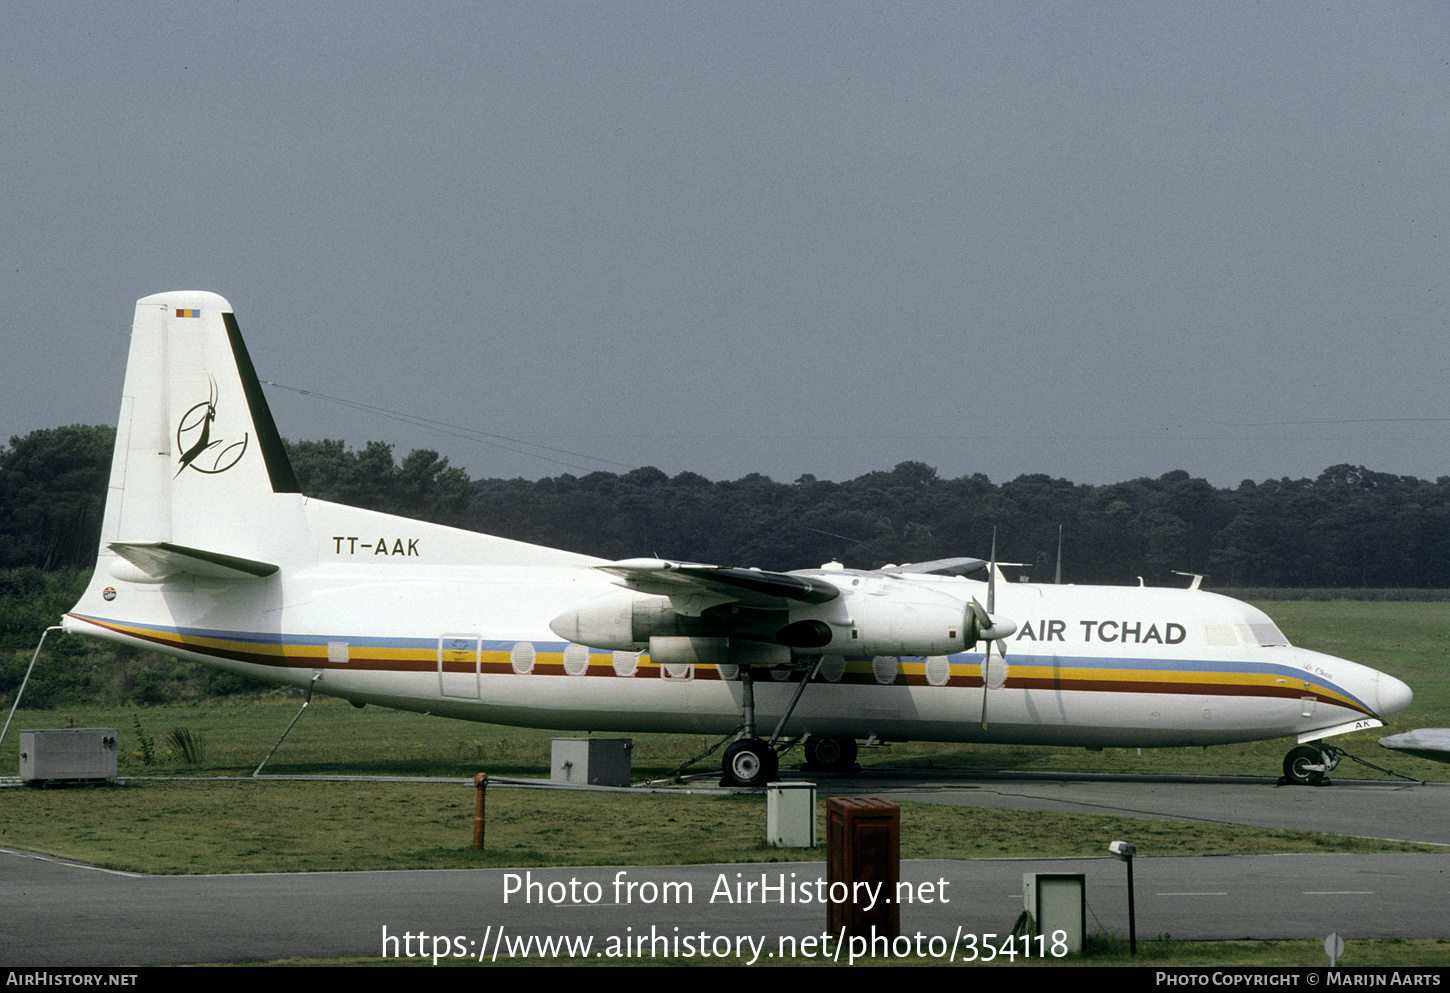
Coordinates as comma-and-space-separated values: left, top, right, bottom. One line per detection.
1283, 744, 1339, 785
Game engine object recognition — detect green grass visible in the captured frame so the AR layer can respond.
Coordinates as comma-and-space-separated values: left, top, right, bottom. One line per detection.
12, 689, 1446, 785
1, 778, 1441, 875
6, 694, 731, 778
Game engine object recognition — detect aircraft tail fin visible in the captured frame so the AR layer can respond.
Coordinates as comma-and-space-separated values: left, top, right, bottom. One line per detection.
95, 291, 301, 560
66, 290, 598, 640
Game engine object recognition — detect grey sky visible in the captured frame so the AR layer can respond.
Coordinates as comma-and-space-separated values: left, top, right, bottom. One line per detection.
4, 2, 1447, 487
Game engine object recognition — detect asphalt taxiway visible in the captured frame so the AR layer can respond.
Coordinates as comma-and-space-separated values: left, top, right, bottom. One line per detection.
823, 767, 1450, 847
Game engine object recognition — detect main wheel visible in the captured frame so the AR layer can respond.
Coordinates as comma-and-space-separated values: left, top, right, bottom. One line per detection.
1283, 744, 1326, 785
722, 739, 778, 787
806, 736, 858, 772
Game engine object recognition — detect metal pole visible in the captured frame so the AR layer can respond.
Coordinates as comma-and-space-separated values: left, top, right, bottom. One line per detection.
252, 672, 322, 776
0, 626, 61, 752
472, 773, 488, 850
1126, 853, 1137, 954
768, 655, 826, 745
1110, 840, 1138, 955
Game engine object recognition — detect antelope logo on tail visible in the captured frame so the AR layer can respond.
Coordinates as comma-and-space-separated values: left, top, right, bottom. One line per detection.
175, 376, 249, 476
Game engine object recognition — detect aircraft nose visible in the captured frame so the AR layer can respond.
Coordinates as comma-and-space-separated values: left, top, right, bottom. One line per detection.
1375, 671, 1413, 718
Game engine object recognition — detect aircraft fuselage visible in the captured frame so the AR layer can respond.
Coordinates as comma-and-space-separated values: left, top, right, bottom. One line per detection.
67, 556, 1403, 749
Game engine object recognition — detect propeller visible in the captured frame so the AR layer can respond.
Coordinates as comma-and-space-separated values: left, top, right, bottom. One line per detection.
966, 530, 1016, 729
965, 596, 1016, 646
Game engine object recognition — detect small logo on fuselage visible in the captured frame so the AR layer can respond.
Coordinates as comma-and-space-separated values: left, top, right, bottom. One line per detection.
176, 377, 249, 476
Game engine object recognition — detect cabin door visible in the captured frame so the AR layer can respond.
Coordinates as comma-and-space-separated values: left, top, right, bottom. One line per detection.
439, 634, 482, 699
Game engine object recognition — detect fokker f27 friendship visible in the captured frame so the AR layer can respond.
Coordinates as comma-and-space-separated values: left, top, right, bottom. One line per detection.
64, 292, 1413, 786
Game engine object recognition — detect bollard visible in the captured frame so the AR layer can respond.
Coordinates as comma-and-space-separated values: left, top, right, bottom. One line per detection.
472, 773, 488, 850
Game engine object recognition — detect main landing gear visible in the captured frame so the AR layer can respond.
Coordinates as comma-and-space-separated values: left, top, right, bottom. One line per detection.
720, 664, 776, 787
720, 658, 847, 787
723, 738, 778, 787
803, 735, 858, 773
721, 734, 859, 786
1282, 743, 1340, 785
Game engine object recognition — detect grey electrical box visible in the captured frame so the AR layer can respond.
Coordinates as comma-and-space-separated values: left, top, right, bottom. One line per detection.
19, 729, 119, 783
1023, 872, 1085, 954
551, 738, 632, 786
767, 781, 816, 847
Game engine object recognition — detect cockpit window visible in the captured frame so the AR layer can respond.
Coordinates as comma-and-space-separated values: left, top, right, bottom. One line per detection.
1249, 621, 1289, 647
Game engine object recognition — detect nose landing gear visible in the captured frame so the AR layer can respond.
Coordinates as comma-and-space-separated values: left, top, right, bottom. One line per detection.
1282, 743, 1339, 785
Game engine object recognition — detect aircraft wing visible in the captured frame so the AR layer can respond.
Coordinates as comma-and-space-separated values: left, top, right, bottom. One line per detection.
598, 558, 840, 613
563, 556, 1002, 653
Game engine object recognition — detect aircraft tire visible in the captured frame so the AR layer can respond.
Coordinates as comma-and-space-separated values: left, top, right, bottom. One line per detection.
723, 739, 778, 787
1283, 744, 1326, 785
806, 736, 858, 771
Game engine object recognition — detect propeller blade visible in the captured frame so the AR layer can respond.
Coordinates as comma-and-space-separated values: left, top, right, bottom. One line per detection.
1055, 524, 1063, 585
974, 529, 1015, 728
980, 636, 1011, 729
979, 638, 993, 729
972, 598, 989, 625
987, 528, 998, 615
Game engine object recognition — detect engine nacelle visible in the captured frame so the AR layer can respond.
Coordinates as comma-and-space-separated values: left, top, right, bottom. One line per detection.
551, 578, 1010, 659
550, 589, 681, 650
822, 581, 971, 656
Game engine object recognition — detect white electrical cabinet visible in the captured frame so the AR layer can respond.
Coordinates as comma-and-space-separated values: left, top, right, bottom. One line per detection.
19, 729, 119, 783
550, 738, 633, 786
1023, 872, 1085, 954
767, 781, 817, 847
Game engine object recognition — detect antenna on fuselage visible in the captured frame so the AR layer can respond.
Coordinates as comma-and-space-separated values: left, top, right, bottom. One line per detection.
1172, 571, 1205, 591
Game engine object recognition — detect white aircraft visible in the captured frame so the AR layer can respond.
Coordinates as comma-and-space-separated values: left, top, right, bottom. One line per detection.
63, 291, 1413, 787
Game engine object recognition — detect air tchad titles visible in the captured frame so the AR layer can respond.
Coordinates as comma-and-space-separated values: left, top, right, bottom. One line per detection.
1014, 618, 1187, 645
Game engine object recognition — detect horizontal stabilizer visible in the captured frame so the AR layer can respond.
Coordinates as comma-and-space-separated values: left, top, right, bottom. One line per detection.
879, 557, 987, 577
109, 541, 279, 581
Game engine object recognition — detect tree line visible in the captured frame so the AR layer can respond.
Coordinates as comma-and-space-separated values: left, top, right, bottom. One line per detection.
4, 424, 1449, 589
460, 462, 1450, 589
